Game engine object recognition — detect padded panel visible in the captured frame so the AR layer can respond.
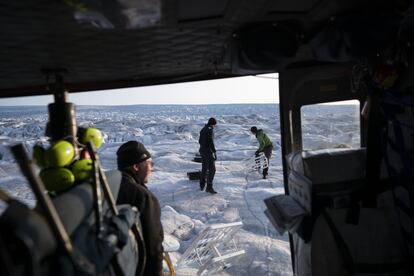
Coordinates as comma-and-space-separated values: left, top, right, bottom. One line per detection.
287, 148, 366, 211
53, 181, 94, 235
53, 169, 121, 235
105, 169, 121, 200
287, 148, 366, 184
0, 1, 230, 95
264, 194, 306, 235
0, 0, 396, 96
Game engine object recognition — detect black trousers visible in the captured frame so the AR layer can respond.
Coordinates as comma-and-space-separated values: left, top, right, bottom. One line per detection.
262, 145, 273, 176
200, 152, 216, 189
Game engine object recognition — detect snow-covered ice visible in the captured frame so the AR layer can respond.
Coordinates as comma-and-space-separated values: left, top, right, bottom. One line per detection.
0, 104, 359, 275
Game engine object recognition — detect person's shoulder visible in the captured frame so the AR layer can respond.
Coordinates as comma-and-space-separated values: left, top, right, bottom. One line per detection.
135, 182, 148, 192
143, 185, 157, 197
121, 172, 135, 184
143, 187, 161, 207
131, 183, 152, 204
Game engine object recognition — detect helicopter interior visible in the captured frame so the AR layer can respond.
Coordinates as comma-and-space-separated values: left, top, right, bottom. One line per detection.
0, 0, 413, 275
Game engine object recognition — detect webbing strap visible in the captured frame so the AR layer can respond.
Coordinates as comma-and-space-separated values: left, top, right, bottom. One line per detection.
363, 94, 386, 208
322, 211, 354, 273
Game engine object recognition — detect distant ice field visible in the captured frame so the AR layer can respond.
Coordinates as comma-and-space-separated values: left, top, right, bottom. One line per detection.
0, 104, 359, 275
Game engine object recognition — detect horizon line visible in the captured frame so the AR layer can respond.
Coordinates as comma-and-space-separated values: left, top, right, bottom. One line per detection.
0, 102, 280, 107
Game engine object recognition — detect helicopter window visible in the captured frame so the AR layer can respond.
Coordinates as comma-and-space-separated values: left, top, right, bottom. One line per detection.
300, 100, 360, 150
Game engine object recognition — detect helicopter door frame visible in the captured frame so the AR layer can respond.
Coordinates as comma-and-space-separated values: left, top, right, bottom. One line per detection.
278, 63, 367, 273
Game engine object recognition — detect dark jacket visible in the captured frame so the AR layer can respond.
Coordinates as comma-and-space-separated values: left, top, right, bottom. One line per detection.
116, 169, 164, 276
199, 124, 216, 154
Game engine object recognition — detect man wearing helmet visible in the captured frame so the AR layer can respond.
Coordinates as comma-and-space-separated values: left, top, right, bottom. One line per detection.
116, 140, 164, 276
199, 117, 218, 194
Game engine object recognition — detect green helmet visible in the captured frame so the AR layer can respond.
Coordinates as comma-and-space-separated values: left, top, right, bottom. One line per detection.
40, 167, 75, 193
33, 144, 47, 168
72, 159, 93, 182
81, 128, 104, 149
46, 140, 75, 167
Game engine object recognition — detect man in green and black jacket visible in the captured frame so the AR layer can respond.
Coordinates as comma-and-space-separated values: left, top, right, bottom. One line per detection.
251, 126, 273, 179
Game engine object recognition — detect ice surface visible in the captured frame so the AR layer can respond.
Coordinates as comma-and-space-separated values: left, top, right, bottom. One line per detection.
0, 104, 359, 275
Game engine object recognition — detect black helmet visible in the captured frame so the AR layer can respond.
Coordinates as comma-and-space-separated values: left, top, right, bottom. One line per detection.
208, 117, 217, 126
251, 126, 257, 133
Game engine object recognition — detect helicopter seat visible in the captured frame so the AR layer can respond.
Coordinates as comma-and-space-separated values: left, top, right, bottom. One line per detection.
284, 148, 408, 276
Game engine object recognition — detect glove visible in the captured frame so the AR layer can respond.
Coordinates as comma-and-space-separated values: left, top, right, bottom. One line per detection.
212, 152, 217, 160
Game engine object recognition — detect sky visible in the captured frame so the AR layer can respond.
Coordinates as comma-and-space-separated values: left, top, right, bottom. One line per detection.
0, 74, 279, 106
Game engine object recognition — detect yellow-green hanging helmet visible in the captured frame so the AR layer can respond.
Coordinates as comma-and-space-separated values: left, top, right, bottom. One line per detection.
40, 167, 75, 193
32, 144, 47, 168
81, 128, 104, 149
46, 140, 75, 167
72, 159, 93, 182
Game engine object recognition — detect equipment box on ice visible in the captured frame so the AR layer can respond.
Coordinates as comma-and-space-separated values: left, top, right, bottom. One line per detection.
193, 153, 202, 163
187, 171, 201, 180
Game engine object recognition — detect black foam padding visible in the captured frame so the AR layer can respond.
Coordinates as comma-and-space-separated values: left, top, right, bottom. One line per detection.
0, 200, 56, 261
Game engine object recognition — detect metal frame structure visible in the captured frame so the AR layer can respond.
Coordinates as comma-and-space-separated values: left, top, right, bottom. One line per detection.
176, 221, 245, 275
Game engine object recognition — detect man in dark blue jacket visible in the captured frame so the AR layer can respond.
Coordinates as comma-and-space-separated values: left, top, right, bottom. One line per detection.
199, 117, 217, 194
